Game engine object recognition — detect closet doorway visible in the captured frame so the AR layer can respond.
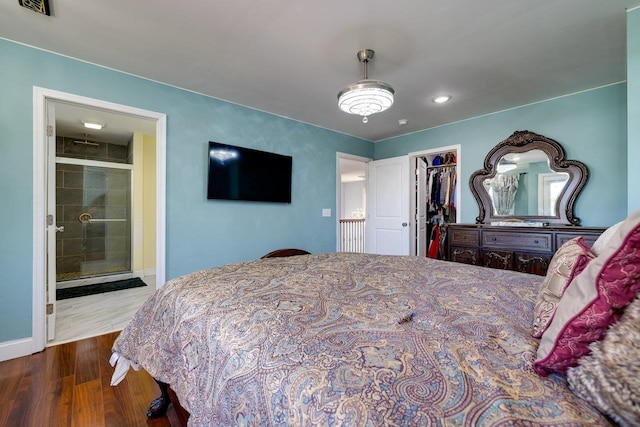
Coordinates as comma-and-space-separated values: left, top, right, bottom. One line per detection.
409, 145, 461, 257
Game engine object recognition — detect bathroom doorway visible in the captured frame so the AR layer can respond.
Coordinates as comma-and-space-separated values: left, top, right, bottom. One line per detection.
32, 87, 167, 349
48, 100, 157, 343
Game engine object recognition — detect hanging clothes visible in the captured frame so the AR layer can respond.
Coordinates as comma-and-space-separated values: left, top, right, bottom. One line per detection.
425, 157, 458, 259
427, 224, 440, 259
426, 166, 457, 214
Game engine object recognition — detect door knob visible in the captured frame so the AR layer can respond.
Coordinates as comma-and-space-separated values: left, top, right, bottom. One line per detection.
55, 225, 65, 232
402, 222, 408, 227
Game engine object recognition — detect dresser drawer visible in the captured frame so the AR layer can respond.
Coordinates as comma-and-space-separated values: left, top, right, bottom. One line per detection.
556, 233, 599, 249
445, 224, 605, 276
482, 231, 552, 252
449, 229, 480, 246
449, 247, 481, 265
482, 249, 514, 270
514, 251, 553, 275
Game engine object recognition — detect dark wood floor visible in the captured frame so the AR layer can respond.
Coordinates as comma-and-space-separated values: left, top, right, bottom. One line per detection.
0, 331, 182, 427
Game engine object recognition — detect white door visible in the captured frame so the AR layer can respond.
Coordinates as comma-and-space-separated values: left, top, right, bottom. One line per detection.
366, 156, 410, 255
45, 101, 57, 340
416, 158, 427, 256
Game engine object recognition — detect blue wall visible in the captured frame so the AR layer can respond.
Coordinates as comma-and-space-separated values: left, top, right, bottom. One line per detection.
628, 8, 640, 214
0, 33, 633, 345
375, 84, 628, 227
0, 39, 372, 342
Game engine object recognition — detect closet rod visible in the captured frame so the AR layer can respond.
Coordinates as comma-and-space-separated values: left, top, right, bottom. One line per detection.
427, 164, 457, 169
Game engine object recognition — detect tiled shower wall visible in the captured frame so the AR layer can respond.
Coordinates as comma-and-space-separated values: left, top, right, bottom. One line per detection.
55, 136, 132, 281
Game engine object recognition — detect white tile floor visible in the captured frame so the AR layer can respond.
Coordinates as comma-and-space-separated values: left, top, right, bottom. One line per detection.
48, 276, 157, 346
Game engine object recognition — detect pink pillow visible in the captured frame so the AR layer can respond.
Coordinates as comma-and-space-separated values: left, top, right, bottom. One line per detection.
531, 237, 595, 338
533, 210, 640, 376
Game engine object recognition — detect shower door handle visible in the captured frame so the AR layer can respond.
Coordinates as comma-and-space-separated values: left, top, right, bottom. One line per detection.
55, 225, 65, 232
78, 212, 126, 224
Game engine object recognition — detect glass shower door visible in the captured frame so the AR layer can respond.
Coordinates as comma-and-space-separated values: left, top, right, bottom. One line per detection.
56, 162, 132, 282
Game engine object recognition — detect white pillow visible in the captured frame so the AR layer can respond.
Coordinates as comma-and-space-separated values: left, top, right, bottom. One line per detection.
591, 220, 623, 255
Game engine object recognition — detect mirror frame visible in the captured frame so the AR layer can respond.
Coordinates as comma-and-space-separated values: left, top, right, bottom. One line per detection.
470, 130, 588, 225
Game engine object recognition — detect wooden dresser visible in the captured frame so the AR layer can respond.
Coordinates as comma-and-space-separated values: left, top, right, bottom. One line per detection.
445, 224, 605, 276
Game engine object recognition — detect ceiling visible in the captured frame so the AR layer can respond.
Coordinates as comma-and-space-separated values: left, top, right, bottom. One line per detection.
340, 158, 367, 183
54, 101, 157, 145
2, 1, 639, 142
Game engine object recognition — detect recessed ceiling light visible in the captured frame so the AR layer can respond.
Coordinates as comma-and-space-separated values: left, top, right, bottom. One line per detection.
83, 121, 104, 130
398, 119, 408, 126
432, 95, 452, 104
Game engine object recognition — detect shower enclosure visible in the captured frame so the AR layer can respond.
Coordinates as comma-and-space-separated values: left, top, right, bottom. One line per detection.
56, 155, 132, 285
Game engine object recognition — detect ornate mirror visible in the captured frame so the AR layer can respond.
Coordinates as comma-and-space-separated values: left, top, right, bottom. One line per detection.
470, 130, 588, 225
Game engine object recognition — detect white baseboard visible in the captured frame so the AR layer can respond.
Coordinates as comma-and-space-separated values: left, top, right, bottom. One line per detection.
133, 268, 156, 278
0, 337, 36, 362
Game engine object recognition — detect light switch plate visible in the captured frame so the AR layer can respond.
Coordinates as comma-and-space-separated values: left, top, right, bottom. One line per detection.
322, 208, 331, 217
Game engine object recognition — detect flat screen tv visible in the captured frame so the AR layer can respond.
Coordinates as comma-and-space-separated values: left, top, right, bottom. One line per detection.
207, 141, 292, 203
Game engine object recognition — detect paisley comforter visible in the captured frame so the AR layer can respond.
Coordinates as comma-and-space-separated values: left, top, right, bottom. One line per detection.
112, 253, 610, 426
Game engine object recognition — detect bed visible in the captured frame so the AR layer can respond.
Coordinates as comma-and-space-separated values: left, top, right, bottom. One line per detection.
110, 251, 622, 426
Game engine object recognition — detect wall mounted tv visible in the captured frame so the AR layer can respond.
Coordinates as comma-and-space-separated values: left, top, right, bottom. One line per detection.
207, 141, 292, 203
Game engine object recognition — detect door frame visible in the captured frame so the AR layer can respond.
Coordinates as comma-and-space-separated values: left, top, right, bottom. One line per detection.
32, 87, 167, 353
408, 145, 461, 256
415, 157, 428, 256
335, 152, 371, 251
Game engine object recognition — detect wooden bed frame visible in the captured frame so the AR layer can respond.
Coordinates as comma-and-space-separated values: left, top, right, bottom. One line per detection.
148, 380, 190, 424
260, 248, 311, 258
146, 249, 310, 424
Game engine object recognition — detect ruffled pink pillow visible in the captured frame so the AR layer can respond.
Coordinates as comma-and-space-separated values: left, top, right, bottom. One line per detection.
531, 237, 595, 338
533, 210, 640, 376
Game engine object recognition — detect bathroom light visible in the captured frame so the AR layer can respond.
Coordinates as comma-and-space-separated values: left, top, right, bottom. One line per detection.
338, 49, 395, 124
83, 121, 104, 130
432, 95, 452, 104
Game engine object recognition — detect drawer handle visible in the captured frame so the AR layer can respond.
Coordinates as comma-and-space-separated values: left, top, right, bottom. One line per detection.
534, 239, 539, 244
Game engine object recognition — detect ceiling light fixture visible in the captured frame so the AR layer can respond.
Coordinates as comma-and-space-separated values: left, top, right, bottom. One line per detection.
338, 49, 394, 124
83, 121, 104, 130
432, 95, 452, 104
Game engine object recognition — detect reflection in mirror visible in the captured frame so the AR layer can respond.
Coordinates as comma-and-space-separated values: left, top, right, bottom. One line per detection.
538, 172, 569, 216
483, 174, 520, 215
484, 149, 570, 217
470, 131, 588, 225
